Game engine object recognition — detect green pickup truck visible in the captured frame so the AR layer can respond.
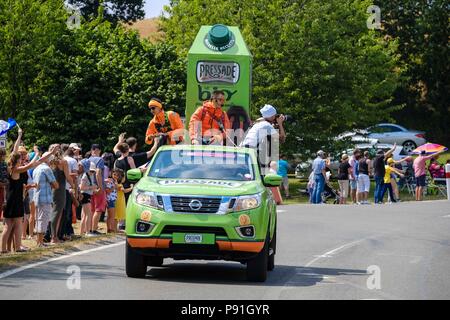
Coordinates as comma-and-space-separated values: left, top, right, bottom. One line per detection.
125, 145, 282, 282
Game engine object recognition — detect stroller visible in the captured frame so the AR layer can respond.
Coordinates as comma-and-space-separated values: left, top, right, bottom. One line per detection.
322, 181, 341, 204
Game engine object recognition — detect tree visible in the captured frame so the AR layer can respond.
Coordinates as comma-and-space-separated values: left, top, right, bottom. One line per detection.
0, 0, 70, 120
21, 17, 186, 151
375, 0, 449, 145
67, 0, 145, 25
0, 0, 186, 151
161, 0, 402, 158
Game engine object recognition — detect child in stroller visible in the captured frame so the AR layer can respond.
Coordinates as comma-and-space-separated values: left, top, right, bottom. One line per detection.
321, 168, 341, 204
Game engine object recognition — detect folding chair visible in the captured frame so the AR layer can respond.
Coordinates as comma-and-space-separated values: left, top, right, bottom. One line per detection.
428, 177, 447, 197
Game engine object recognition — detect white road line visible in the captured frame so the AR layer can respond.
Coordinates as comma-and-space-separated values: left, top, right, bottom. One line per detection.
262, 236, 374, 300
0, 241, 125, 280
305, 238, 369, 267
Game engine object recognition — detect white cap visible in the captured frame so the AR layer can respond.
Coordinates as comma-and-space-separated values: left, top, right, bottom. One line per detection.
42, 152, 54, 163
69, 143, 81, 150
89, 161, 97, 171
260, 104, 277, 118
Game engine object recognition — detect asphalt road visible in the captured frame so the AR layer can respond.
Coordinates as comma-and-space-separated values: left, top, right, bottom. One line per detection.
1, 200, 450, 300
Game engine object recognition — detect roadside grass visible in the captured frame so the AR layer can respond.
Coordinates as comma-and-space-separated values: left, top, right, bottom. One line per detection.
0, 221, 124, 270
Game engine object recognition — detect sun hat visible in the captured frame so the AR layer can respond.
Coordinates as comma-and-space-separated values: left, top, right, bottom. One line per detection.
69, 143, 81, 150
341, 154, 349, 161
260, 104, 277, 118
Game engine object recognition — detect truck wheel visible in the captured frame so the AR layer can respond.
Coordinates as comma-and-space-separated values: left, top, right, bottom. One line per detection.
147, 256, 164, 267
246, 236, 269, 282
268, 229, 276, 271
126, 242, 147, 278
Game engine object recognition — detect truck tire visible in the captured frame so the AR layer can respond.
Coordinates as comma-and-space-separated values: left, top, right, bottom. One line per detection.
147, 256, 164, 267
126, 242, 147, 278
268, 229, 276, 271
246, 235, 269, 282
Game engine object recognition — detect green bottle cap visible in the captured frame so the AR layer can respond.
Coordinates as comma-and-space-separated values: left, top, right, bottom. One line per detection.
205, 24, 235, 51
208, 24, 230, 46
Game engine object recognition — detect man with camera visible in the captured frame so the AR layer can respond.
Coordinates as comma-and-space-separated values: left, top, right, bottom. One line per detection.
240, 104, 286, 148
145, 97, 184, 146
240, 104, 286, 174
189, 90, 231, 145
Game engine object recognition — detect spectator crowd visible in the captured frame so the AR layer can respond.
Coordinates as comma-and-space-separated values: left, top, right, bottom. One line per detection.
309, 143, 447, 205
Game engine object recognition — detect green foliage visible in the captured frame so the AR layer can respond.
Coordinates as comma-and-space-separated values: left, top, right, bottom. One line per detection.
0, 0, 186, 152
67, 0, 145, 25
376, 0, 449, 145
161, 0, 402, 159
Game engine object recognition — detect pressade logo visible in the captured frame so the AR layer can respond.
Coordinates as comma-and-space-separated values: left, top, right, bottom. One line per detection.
197, 61, 240, 84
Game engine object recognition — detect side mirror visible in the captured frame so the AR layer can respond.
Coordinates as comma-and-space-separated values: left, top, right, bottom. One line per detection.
127, 168, 142, 182
263, 174, 283, 187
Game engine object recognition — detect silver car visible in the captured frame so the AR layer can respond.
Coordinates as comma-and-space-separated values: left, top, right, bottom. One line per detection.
366, 123, 426, 153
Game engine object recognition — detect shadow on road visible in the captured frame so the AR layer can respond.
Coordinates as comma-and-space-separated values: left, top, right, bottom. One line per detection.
0, 261, 368, 289
145, 262, 368, 287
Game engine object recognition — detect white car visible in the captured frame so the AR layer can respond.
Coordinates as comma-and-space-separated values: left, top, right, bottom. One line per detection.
366, 123, 426, 153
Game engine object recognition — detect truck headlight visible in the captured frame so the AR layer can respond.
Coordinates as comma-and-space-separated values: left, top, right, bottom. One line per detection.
135, 190, 162, 210
232, 193, 262, 212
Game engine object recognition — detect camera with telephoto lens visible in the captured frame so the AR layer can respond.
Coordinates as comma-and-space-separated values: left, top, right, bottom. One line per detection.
273, 114, 294, 128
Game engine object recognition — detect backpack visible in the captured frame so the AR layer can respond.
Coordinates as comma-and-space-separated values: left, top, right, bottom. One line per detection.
227, 106, 251, 145
226, 106, 251, 132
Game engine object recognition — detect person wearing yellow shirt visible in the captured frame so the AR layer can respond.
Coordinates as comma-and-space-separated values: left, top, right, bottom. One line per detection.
145, 98, 184, 146
380, 158, 404, 204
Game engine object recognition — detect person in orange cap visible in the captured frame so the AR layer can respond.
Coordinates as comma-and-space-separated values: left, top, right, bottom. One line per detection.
145, 98, 184, 146
189, 90, 231, 145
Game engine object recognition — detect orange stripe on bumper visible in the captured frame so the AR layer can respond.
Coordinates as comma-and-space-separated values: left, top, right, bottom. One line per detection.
128, 238, 264, 253
127, 238, 170, 249
217, 241, 264, 253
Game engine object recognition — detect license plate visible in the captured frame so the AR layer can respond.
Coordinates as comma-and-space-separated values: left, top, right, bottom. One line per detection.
184, 234, 202, 243
172, 233, 215, 245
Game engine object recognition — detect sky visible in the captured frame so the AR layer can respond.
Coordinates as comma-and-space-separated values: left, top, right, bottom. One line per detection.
144, 0, 170, 18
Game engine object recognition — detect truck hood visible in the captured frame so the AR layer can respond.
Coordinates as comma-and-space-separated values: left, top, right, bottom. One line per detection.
135, 177, 263, 196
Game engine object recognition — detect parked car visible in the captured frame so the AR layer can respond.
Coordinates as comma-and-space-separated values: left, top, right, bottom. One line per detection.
125, 145, 281, 282
365, 123, 426, 153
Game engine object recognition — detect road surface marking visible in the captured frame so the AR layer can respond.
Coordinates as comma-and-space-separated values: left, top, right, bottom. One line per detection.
262, 236, 374, 300
305, 238, 369, 267
442, 215, 450, 218
0, 241, 125, 280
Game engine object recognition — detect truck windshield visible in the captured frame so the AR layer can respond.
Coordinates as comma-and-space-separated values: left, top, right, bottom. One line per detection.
148, 150, 255, 181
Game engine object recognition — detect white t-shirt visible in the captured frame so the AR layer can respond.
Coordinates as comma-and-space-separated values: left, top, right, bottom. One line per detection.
64, 156, 78, 191
240, 120, 278, 148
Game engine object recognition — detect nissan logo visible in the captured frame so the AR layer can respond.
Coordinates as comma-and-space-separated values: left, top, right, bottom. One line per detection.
189, 199, 202, 211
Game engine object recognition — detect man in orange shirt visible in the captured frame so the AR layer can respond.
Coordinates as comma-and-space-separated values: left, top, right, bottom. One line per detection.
145, 98, 184, 146
189, 90, 231, 145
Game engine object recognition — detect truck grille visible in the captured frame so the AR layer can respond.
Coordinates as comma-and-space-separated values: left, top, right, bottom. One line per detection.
170, 196, 222, 214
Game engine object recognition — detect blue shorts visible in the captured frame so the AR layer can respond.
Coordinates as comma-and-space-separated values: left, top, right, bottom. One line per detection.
415, 175, 426, 187
107, 199, 116, 209
350, 180, 358, 190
